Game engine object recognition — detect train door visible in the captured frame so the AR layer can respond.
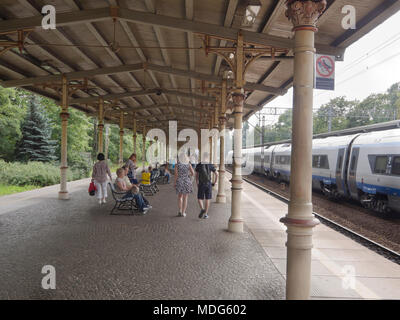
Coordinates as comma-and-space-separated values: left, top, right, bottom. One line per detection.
270, 147, 276, 175
261, 146, 265, 173
335, 148, 345, 194
347, 147, 360, 199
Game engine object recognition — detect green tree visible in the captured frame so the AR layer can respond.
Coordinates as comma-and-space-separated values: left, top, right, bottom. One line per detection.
387, 82, 400, 119
42, 98, 93, 164
313, 97, 358, 134
273, 109, 292, 141
346, 93, 394, 127
0, 87, 27, 161
15, 96, 56, 162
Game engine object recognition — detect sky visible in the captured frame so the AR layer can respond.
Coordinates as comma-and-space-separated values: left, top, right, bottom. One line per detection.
249, 9, 400, 128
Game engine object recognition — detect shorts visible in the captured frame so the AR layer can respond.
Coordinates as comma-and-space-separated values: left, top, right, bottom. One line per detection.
130, 178, 139, 185
197, 182, 212, 200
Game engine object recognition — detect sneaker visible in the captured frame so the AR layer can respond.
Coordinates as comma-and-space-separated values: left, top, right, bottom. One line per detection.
177, 212, 182, 217
203, 214, 209, 219
145, 205, 152, 209
198, 209, 205, 219
182, 212, 187, 217
98, 199, 102, 205
102, 199, 106, 204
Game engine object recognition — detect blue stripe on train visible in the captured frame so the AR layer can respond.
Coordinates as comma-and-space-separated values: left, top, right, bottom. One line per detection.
272, 171, 400, 197
356, 182, 400, 197
312, 175, 336, 185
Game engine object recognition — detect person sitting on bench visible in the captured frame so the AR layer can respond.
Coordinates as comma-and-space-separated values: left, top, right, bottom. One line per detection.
121, 165, 152, 208
160, 163, 171, 184
148, 166, 159, 183
115, 168, 150, 214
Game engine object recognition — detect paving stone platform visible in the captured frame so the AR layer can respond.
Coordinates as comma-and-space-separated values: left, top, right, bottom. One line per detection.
0, 178, 286, 300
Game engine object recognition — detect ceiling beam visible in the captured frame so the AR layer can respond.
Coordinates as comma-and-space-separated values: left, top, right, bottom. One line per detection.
118, 19, 169, 104
146, 63, 221, 83
185, 0, 196, 109
213, 0, 239, 76
14, 0, 136, 111
129, 103, 208, 114
0, 7, 345, 58
162, 89, 216, 102
0, 7, 109, 33
69, 88, 215, 105
64, 0, 156, 116
118, 8, 345, 58
260, 0, 286, 34
144, 0, 183, 109
70, 89, 159, 104
0, 63, 143, 87
1, 62, 286, 95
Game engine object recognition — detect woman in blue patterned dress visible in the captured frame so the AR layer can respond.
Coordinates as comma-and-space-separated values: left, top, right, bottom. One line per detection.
174, 153, 194, 217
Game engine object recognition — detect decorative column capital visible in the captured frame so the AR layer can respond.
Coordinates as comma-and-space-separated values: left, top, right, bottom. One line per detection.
98, 123, 104, 129
285, 0, 327, 31
119, 130, 124, 136
232, 90, 245, 105
60, 112, 70, 120
219, 116, 227, 126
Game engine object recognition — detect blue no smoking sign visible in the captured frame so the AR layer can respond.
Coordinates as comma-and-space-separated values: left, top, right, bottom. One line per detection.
314, 54, 335, 90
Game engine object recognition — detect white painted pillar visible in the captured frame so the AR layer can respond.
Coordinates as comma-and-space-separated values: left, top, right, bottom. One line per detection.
97, 97, 104, 153
133, 113, 137, 155
216, 81, 227, 203
280, 0, 326, 300
59, 75, 69, 200
228, 31, 245, 233
119, 111, 124, 166
142, 125, 146, 170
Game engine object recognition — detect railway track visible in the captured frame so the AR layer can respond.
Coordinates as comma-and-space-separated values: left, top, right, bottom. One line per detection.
229, 170, 400, 264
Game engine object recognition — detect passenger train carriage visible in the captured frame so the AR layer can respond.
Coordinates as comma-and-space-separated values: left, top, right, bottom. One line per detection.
227, 125, 400, 214
349, 129, 400, 213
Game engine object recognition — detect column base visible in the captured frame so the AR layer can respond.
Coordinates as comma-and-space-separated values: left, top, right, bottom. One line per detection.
58, 191, 69, 200
228, 218, 243, 233
216, 194, 226, 203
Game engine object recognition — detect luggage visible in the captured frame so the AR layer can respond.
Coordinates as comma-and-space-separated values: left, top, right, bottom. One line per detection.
88, 181, 96, 196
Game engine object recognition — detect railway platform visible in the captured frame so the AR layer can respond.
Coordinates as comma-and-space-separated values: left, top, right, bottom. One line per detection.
237, 172, 400, 300
0, 174, 399, 300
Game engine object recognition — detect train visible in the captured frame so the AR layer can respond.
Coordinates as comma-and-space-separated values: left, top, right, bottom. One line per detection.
226, 125, 400, 215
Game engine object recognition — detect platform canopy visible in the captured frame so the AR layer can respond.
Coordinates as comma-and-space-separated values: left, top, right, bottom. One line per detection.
0, 0, 399, 132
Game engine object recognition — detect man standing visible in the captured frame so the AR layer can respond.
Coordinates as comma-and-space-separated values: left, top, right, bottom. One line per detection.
195, 152, 218, 219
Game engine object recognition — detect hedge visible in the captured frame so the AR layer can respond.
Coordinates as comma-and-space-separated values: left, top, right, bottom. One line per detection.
0, 160, 89, 187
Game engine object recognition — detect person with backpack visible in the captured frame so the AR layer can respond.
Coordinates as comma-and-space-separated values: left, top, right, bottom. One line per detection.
195, 152, 218, 219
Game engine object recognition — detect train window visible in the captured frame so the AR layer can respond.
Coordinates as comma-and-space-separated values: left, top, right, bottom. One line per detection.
312, 156, 319, 168
312, 155, 329, 169
392, 157, 400, 175
276, 155, 290, 164
374, 156, 388, 174
319, 156, 329, 169
350, 156, 356, 171
338, 156, 343, 170
265, 156, 270, 163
